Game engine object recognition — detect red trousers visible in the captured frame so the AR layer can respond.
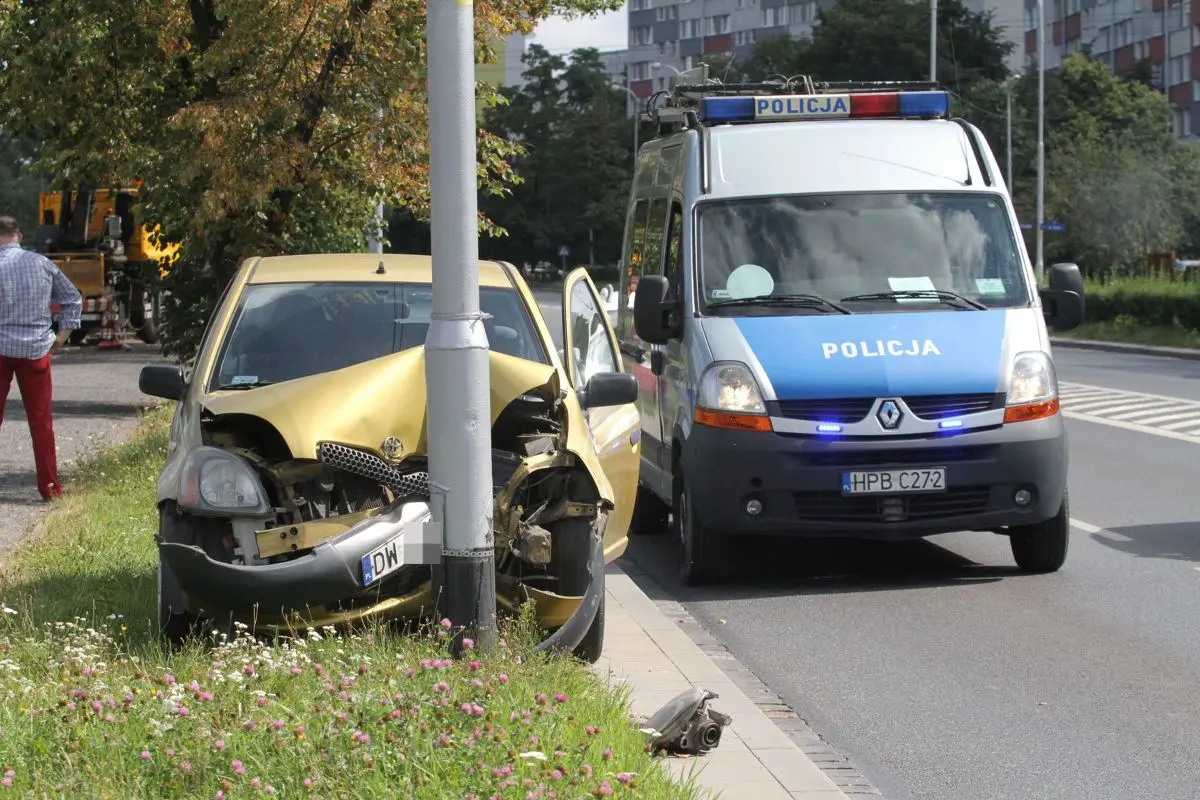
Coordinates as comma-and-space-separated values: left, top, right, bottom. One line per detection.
0, 354, 60, 500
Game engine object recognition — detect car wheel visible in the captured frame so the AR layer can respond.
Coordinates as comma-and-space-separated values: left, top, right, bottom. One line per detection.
1009, 490, 1070, 573
673, 465, 727, 586
548, 517, 606, 662
630, 485, 670, 535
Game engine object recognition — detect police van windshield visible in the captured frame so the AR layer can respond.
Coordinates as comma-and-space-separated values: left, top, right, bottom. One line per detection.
697, 192, 1031, 314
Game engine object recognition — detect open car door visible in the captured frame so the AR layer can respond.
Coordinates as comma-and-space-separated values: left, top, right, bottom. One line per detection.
561, 267, 641, 556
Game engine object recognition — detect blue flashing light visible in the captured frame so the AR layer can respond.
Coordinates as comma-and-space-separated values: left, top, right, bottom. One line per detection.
898, 90, 950, 118
700, 96, 756, 122
816, 423, 843, 434
938, 419, 964, 430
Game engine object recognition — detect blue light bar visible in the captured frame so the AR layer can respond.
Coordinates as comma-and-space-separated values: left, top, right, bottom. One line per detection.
698, 90, 951, 124
816, 423, 843, 434
938, 419, 963, 430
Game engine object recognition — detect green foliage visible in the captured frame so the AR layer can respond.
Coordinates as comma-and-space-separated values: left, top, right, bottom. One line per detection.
0, 133, 42, 234
479, 45, 634, 267
1079, 277, 1200, 333
0, 0, 619, 363
702, 0, 1011, 89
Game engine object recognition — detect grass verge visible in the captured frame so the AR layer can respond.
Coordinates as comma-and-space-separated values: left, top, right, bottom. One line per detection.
1056, 321, 1200, 350
0, 407, 703, 799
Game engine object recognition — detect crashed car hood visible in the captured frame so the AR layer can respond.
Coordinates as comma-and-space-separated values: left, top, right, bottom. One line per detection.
198, 347, 615, 502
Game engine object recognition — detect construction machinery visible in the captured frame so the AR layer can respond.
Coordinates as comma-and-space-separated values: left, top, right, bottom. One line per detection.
34, 183, 177, 347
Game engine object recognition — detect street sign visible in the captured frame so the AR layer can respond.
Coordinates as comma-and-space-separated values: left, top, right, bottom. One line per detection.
1019, 221, 1034, 231
1043, 220, 1067, 233
557, 244, 570, 257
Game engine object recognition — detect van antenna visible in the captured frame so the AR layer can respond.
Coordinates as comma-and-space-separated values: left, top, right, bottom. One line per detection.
375, 260, 386, 274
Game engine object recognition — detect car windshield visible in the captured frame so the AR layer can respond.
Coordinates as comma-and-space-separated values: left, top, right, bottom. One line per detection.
697, 192, 1030, 314
210, 281, 547, 390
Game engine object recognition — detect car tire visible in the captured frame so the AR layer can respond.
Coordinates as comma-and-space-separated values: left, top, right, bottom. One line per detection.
1009, 490, 1070, 573
548, 517, 606, 663
630, 485, 670, 535
673, 465, 727, 586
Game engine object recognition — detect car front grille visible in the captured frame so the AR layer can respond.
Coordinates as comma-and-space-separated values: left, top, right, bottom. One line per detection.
793, 486, 992, 523
317, 442, 430, 498
772, 393, 1003, 423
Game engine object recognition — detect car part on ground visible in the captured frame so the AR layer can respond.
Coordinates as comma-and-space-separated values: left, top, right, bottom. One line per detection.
641, 687, 732, 757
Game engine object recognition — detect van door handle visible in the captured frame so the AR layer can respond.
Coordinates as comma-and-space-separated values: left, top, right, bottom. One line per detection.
621, 342, 647, 362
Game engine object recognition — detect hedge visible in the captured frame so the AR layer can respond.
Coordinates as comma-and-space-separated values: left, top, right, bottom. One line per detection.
1080, 278, 1200, 332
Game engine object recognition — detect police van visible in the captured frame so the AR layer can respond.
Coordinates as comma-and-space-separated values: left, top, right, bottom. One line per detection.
617, 71, 1086, 586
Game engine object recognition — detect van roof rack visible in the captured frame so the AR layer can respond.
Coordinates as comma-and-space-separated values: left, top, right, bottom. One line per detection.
648, 65, 950, 132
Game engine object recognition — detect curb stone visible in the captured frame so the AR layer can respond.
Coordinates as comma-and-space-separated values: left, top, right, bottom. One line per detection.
614, 557, 885, 798
1050, 336, 1200, 361
597, 561, 872, 799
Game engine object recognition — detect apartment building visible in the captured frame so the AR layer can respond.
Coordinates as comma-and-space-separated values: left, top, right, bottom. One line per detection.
1023, 0, 1196, 137
619, 0, 1025, 97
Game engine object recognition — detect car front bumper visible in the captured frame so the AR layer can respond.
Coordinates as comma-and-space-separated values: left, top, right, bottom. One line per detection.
680, 415, 1067, 541
160, 501, 441, 615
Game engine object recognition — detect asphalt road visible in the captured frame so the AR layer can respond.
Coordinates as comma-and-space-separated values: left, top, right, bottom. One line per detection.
0, 343, 165, 559
532, 292, 1200, 800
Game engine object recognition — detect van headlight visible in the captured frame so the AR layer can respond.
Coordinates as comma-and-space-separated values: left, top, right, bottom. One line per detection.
1006, 351, 1057, 406
177, 446, 271, 516
694, 362, 773, 432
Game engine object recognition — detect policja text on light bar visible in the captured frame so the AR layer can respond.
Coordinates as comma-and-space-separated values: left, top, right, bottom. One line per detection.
699, 90, 951, 124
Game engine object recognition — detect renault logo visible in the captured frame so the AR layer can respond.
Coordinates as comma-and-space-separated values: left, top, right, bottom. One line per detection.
877, 400, 903, 430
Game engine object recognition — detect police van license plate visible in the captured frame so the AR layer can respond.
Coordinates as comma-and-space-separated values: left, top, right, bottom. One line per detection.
362, 535, 405, 587
841, 468, 946, 495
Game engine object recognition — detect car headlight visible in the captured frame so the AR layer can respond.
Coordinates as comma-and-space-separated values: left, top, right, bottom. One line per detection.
697, 362, 767, 414
1007, 351, 1057, 406
178, 446, 271, 516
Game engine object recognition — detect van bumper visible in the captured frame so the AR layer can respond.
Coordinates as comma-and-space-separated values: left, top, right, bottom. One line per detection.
679, 415, 1067, 541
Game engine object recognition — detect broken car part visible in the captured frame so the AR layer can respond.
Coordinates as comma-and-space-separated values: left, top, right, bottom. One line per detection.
641, 687, 732, 757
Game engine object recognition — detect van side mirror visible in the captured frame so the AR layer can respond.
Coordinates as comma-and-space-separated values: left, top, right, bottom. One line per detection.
633, 275, 680, 344
1039, 262, 1085, 333
139, 364, 186, 401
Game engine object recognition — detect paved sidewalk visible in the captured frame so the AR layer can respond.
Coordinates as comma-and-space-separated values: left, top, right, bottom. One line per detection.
1050, 336, 1200, 361
596, 564, 849, 800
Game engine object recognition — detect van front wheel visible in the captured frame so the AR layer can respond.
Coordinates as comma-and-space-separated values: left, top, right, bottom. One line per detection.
1009, 490, 1070, 573
673, 467, 727, 586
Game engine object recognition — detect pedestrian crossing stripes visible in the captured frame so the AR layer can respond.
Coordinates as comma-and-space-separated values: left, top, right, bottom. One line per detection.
1059, 381, 1200, 437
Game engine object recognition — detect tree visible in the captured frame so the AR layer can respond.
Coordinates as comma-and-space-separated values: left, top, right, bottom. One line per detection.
0, 0, 618, 360
0, 133, 42, 235
479, 45, 632, 268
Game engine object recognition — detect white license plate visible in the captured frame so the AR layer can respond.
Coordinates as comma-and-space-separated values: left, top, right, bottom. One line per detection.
361, 535, 405, 587
841, 468, 946, 495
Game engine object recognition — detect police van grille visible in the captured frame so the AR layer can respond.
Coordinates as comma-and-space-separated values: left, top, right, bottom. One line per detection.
903, 393, 1003, 419
773, 398, 875, 423
793, 486, 992, 523
317, 442, 429, 498
772, 393, 1003, 423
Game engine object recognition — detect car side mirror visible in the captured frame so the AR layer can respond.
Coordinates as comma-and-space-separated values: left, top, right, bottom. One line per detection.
633, 275, 680, 345
139, 364, 186, 401
1038, 262, 1085, 333
579, 372, 639, 409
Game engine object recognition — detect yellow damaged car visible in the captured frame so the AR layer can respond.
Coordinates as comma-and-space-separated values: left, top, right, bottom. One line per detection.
137, 254, 641, 662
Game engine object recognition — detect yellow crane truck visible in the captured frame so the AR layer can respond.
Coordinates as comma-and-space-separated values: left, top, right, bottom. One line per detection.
34, 184, 177, 346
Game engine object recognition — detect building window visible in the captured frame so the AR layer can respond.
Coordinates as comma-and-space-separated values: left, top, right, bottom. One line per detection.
656, 4, 677, 21
1170, 54, 1188, 85
705, 14, 730, 35
630, 0, 649, 10
734, 29, 758, 46
632, 26, 654, 45
763, 5, 788, 26
630, 62, 652, 81
681, 19, 702, 38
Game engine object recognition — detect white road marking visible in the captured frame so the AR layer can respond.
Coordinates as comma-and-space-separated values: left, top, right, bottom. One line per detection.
1069, 518, 1103, 534
1060, 381, 1200, 443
